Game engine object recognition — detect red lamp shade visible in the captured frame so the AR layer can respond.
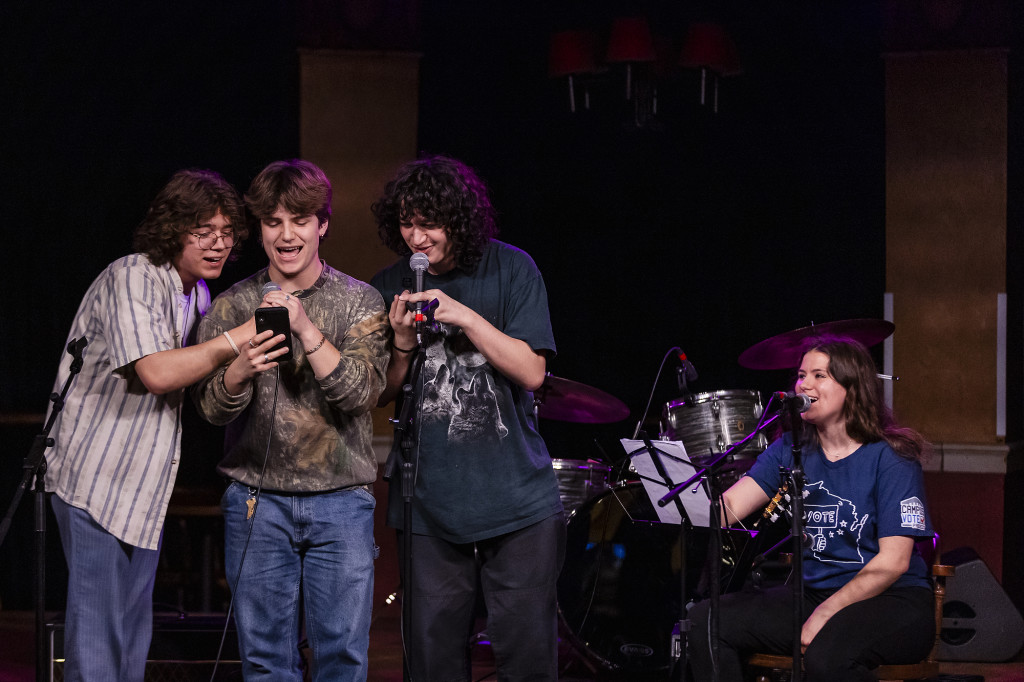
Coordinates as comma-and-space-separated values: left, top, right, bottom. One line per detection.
549, 29, 598, 77
605, 16, 656, 63
680, 22, 741, 76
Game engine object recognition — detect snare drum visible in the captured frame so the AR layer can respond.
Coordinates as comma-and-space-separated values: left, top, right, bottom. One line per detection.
660, 389, 768, 467
551, 459, 611, 518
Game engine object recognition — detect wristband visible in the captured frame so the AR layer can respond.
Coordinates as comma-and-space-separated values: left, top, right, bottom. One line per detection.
223, 331, 240, 356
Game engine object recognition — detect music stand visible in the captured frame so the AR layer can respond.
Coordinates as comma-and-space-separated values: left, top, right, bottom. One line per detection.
622, 439, 709, 527
621, 436, 711, 679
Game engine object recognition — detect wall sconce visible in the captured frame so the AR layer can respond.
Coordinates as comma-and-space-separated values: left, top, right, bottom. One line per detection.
550, 17, 741, 120
606, 16, 657, 126
680, 21, 742, 113
549, 29, 598, 113
606, 17, 656, 100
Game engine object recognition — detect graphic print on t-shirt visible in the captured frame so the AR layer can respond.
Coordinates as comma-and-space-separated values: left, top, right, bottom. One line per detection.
803, 480, 869, 564
421, 323, 509, 446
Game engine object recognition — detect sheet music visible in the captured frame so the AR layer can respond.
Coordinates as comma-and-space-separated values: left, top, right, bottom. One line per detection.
620, 438, 710, 527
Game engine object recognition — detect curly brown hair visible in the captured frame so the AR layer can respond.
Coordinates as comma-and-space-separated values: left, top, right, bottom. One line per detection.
793, 335, 929, 462
371, 155, 498, 270
132, 169, 246, 266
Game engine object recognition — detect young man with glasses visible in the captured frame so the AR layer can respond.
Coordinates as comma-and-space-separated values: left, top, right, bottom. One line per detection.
45, 168, 260, 682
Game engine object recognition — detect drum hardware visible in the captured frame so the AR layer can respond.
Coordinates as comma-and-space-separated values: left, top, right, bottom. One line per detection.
533, 374, 629, 424
737, 318, 896, 370
557, 482, 756, 674
550, 458, 611, 520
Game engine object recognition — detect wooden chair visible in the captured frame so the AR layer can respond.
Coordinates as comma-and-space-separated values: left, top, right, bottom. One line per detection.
746, 561, 955, 682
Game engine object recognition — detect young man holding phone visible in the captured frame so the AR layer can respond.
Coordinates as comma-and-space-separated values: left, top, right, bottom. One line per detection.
193, 159, 389, 681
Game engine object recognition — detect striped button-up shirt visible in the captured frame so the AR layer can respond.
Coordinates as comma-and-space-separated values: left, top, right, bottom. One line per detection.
45, 254, 210, 550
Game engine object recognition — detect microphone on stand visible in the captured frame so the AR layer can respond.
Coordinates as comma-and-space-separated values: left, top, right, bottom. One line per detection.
409, 253, 430, 345
676, 350, 698, 395
773, 391, 813, 413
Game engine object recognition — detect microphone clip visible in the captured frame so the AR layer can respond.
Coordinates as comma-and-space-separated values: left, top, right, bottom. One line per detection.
414, 298, 440, 344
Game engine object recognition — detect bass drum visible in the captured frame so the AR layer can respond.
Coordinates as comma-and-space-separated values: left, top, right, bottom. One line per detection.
558, 483, 753, 675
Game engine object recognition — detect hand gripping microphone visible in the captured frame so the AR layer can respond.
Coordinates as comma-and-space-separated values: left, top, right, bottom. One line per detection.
409, 253, 430, 344
261, 281, 281, 299
773, 391, 813, 413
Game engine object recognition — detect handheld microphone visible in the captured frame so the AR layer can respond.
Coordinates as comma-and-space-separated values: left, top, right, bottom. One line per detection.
409, 253, 429, 295
261, 281, 281, 300
773, 391, 813, 413
409, 253, 430, 343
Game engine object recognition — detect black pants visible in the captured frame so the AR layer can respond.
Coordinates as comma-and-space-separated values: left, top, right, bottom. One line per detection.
397, 513, 566, 682
687, 583, 934, 682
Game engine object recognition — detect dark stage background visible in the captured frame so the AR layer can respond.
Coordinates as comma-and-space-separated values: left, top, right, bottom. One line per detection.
1, 1, 1020, 612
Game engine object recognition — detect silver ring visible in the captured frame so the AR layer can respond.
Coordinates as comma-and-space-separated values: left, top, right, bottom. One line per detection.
264, 354, 269, 364
285, 294, 290, 300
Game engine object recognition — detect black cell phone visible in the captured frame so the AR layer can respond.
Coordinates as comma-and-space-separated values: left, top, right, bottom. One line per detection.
254, 306, 292, 361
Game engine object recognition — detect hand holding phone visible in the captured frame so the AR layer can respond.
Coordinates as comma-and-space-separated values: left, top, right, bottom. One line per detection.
254, 306, 292, 362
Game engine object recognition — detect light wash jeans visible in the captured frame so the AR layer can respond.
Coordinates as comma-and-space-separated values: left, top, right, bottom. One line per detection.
222, 481, 377, 682
52, 495, 160, 682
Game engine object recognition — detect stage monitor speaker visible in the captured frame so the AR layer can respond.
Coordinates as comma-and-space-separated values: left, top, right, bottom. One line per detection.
937, 546, 1024, 662
47, 612, 242, 682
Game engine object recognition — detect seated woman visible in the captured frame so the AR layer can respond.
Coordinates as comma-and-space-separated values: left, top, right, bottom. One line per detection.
688, 336, 935, 682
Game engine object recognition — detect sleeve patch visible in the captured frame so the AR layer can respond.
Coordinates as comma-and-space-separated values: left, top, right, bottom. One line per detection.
900, 496, 927, 531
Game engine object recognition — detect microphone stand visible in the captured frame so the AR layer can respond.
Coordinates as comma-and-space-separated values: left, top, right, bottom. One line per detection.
389, 295, 437, 682
390, 344, 425, 682
783, 404, 807, 679
658, 413, 780, 682
0, 336, 88, 682
633, 431, 693, 681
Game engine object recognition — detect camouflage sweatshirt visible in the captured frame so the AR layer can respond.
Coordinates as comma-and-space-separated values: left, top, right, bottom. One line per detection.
193, 264, 389, 492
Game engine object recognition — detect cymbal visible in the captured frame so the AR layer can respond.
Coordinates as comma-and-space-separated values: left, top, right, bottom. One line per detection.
738, 319, 895, 370
534, 375, 630, 424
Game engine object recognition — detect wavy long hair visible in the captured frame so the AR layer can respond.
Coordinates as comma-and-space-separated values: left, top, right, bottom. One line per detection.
132, 169, 245, 265
795, 335, 929, 462
372, 154, 498, 271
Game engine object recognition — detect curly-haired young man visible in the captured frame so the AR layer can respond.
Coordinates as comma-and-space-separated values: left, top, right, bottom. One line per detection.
45, 168, 254, 682
371, 154, 564, 681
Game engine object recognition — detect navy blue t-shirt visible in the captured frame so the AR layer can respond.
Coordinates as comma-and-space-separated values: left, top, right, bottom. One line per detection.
371, 240, 562, 543
746, 433, 933, 590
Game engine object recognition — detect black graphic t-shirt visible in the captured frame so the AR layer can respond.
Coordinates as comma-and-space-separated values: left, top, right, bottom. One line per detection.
372, 240, 562, 542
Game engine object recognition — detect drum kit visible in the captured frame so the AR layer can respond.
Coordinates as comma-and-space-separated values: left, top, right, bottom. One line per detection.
535, 319, 896, 676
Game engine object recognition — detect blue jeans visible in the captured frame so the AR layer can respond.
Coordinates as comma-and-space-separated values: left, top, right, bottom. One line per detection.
52, 495, 160, 682
222, 481, 377, 682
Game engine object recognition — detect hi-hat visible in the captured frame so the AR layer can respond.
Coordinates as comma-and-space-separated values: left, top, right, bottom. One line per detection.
738, 319, 895, 370
535, 375, 630, 424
